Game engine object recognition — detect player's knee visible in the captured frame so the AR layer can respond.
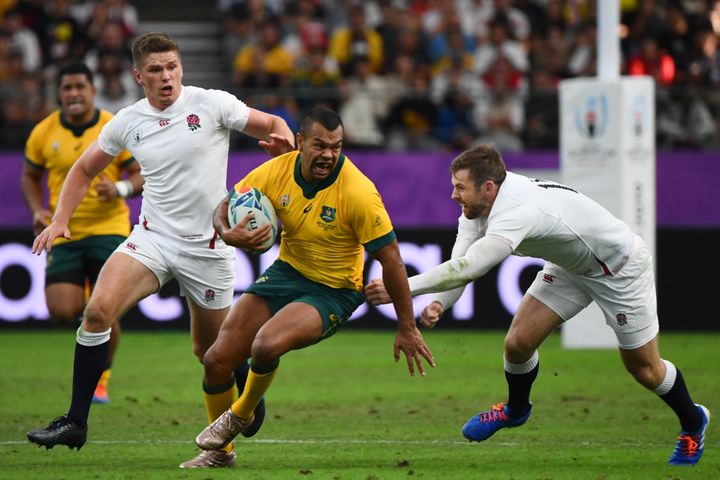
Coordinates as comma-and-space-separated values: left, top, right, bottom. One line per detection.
47, 307, 81, 326
625, 361, 662, 389
504, 333, 533, 360
202, 346, 235, 380
83, 301, 116, 329
250, 334, 281, 366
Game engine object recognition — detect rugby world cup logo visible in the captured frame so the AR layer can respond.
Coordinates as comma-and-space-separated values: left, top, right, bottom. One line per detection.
574, 94, 608, 138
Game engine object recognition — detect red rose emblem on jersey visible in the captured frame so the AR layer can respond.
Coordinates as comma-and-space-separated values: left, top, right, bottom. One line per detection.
187, 114, 201, 131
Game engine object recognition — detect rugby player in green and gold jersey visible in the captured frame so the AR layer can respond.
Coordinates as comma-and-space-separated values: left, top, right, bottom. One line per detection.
186, 107, 434, 465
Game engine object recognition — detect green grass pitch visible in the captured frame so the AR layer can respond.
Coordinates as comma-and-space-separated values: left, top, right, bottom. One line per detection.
0, 329, 718, 479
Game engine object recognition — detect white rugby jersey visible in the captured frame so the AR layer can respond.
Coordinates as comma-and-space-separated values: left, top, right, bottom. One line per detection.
98, 85, 250, 244
455, 171, 634, 277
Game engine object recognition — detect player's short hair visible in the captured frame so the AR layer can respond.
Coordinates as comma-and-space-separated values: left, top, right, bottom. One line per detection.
451, 144, 507, 188
299, 107, 343, 136
56, 61, 93, 87
131, 32, 180, 67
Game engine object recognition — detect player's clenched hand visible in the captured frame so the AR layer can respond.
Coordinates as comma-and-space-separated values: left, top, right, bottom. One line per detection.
419, 301, 443, 329
222, 212, 272, 250
394, 326, 435, 376
258, 133, 295, 157
32, 209, 52, 236
95, 174, 117, 202
364, 278, 392, 305
32, 221, 70, 254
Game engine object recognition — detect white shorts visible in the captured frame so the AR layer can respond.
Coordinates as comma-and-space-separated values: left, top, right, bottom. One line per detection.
114, 226, 236, 309
526, 235, 659, 349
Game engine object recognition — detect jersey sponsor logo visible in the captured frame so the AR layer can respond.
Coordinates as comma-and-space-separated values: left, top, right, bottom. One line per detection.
125, 242, 137, 251
320, 206, 336, 223
159, 119, 170, 127
615, 313, 628, 327
186, 114, 201, 131
542, 273, 555, 284
373, 215, 383, 227
132, 129, 142, 145
303, 203, 312, 213
204, 289, 216, 302
280, 194, 290, 207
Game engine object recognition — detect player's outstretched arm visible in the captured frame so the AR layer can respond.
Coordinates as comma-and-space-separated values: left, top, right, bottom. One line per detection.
32, 141, 115, 254
243, 108, 295, 157
212, 196, 272, 251
370, 240, 435, 376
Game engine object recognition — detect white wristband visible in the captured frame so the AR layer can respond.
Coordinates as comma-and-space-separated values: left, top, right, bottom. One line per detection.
115, 179, 134, 198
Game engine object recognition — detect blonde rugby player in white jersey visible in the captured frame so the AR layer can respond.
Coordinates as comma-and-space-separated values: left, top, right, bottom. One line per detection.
27, 32, 295, 468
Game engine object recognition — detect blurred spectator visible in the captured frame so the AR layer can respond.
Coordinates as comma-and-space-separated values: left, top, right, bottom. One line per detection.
220, 9, 255, 73
384, 66, 440, 151
689, 28, 720, 86
4, 7, 41, 72
338, 56, 385, 148
84, 21, 132, 72
628, 36, 676, 85
233, 17, 294, 87
656, 87, 716, 149
426, 6, 474, 75
473, 13, 528, 76
41, 0, 87, 66
524, 68, 559, 149
328, 4, 383, 75
566, 21, 597, 77
659, 1, 694, 83
467, 0, 530, 43
430, 53, 481, 105
0, 51, 46, 148
95, 73, 135, 113
374, 1, 409, 73
472, 55, 526, 152
621, 0, 668, 54
435, 87, 477, 151
292, 46, 341, 112
94, 49, 139, 105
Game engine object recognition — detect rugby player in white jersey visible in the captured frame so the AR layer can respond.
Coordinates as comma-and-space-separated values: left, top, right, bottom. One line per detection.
27, 32, 295, 467
365, 144, 709, 466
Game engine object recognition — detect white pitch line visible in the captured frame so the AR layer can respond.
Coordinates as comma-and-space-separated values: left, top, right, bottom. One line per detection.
1, 438, 490, 446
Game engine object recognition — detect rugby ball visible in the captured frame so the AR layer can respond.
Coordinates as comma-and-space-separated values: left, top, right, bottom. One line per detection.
227, 186, 278, 254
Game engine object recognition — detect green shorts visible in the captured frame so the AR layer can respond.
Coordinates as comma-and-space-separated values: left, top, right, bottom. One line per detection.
45, 235, 126, 286
246, 259, 365, 339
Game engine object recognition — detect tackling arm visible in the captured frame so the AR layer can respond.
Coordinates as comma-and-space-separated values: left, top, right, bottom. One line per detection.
409, 235, 513, 295
243, 108, 295, 157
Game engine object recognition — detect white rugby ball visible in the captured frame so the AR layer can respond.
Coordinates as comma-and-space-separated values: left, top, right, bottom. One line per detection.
227, 186, 278, 254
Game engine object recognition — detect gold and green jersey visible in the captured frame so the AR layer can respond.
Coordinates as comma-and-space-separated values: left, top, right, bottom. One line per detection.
25, 109, 135, 244
236, 151, 396, 291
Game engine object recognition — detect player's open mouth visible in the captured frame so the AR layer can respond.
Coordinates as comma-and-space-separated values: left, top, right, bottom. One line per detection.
313, 163, 331, 175
160, 85, 173, 95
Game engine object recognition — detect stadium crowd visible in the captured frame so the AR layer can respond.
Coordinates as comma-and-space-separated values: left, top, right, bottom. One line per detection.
1, 0, 720, 151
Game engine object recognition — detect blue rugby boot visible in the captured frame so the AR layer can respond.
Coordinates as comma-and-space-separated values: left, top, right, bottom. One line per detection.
462, 402, 532, 442
668, 404, 710, 466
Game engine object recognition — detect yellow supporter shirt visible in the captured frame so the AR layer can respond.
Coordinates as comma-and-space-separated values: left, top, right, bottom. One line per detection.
25, 109, 135, 244
235, 151, 395, 292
